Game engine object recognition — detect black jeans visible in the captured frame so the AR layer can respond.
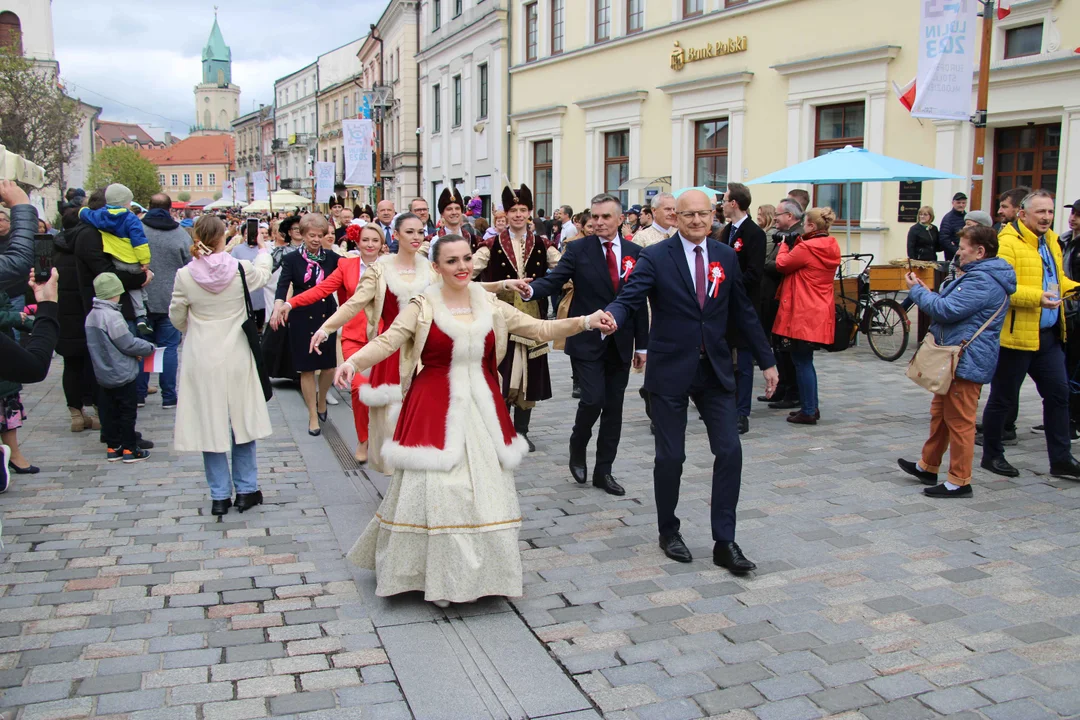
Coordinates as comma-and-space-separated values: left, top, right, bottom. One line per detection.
61, 354, 97, 410
99, 380, 139, 451
569, 343, 631, 478
981, 329, 1072, 464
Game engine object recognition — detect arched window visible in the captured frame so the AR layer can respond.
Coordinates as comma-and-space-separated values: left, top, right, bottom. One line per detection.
203, 109, 211, 129
218, 109, 228, 129
0, 12, 22, 54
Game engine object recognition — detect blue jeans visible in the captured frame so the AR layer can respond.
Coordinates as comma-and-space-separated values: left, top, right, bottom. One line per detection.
735, 348, 753, 418
137, 313, 181, 404
202, 436, 259, 501
791, 346, 818, 415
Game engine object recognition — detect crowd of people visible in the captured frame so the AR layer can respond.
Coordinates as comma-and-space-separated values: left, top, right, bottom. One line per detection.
2, 170, 1080, 612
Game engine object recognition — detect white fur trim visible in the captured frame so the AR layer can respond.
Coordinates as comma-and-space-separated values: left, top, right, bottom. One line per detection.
378, 252, 433, 313
379, 284, 527, 472
358, 383, 401, 408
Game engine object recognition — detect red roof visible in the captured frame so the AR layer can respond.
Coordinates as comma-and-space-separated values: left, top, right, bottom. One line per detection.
141, 135, 235, 170
96, 121, 162, 147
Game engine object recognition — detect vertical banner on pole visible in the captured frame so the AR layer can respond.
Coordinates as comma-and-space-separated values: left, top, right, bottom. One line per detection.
912, 0, 979, 121
252, 171, 269, 201
234, 176, 248, 206
314, 162, 336, 203
222, 180, 234, 204
342, 119, 374, 187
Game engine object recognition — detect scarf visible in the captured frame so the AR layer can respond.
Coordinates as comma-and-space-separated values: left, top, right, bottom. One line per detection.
142, 208, 179, 231
302, 248, 326, 285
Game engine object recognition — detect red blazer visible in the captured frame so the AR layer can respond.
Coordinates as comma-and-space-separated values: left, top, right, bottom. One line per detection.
772, 233, 842, 345
289, 256, 370, 344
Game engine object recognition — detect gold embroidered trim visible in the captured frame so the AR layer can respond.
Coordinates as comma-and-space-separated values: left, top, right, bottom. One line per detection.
374, 513, 523, 531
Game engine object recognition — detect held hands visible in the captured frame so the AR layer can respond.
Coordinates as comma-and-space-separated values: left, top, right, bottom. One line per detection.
309, 328, 329, 354
333, 363, 355, 390
586, 310, 617, 334
762, 366, 780, 399
632, 351, 646, 370
28, 268, 58, 303
1041, 291, 1062, 309
270, 302, 291, 331
503, 278, 532, 299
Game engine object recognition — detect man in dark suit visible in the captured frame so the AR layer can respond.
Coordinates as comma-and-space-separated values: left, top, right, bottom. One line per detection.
604, 189, 777, 574
514, 193, 649, 496
718, 182, 767, 434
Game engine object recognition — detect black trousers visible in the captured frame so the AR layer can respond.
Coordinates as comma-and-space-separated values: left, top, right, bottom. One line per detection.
650, 356, 741, 543
99, 380, 139, 451
569, 344, 631, 478
982, 329, 1071, 464
61, 354, 98, 410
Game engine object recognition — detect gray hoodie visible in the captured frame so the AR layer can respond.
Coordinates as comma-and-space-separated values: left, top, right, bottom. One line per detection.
85, 298, 155, 388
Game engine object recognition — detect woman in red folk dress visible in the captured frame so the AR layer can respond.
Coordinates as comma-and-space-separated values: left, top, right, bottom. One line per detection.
333, 235, 613, 607
274, 224, 385, 463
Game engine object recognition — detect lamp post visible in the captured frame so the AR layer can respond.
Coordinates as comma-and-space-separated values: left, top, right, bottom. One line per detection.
968, 0, 995, 211
370, 23, 384, 203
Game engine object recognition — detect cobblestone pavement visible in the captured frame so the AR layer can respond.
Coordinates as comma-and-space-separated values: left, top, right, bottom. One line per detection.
3, 342, 1080, 720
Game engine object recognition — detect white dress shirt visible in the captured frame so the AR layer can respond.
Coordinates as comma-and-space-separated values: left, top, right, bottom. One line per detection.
680, 233, 709, 296
598, 233, 622, 272
729, 214, 746, 234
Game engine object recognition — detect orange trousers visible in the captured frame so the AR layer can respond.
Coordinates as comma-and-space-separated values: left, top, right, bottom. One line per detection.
920, 378, 982, 486
342, 338, 370, 444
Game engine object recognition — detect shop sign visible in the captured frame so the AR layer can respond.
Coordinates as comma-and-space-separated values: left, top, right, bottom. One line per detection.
671, 37, 748, 71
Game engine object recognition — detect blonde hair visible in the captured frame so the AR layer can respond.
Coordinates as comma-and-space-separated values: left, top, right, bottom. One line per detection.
493, 210, 507, 224
359, 224, 384, 246
191, 215, 226, 257
757, 204, 776, 231
918, 205, 935, 223
299, 213, 329, 235
805, 207, 836, 233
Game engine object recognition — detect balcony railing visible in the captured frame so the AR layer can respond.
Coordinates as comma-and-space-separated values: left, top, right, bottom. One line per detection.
271, 138, 287, 151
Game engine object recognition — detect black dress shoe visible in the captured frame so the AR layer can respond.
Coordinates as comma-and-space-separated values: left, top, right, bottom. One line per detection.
211, 499, 232, 516
521, 434, 536, 452
659, 533, 692, 563
569, 449, 587, 484
1049, 457, 1080, 480
981, 455, 1019, 477
897, 458, 938, 486
768, 398, 800, 410
757, 394, 771, 402
308, 428, 321, 437
737, 416, 749, 435
713, 541, 756, 575
8, 462, 40, 475
318, 410, 328, 422
592, 474, 626, 496
924, 483, 973, 498
235, 490, 264, 513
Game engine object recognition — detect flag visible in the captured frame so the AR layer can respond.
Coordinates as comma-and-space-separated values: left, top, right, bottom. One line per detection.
142, 347, 164, 374
997, 0, 1011, 20
893, 78, 917, 112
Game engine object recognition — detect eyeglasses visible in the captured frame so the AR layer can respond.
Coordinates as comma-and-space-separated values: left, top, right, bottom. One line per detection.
677, 211, 713, 219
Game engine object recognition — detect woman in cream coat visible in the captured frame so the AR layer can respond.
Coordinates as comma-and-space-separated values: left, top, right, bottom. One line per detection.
170, 215, 274, 517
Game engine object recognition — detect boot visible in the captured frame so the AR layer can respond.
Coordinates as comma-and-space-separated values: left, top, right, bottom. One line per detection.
514, 407, 536, 453
80, 409, 99, 430
69, 407, 86, 432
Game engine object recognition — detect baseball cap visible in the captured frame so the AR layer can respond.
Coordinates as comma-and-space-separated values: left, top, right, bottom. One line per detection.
952, 192, 968, 201
1066, 199, 1079, 211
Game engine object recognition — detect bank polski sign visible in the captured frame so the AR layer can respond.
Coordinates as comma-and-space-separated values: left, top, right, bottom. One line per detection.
912, 0, 978, 121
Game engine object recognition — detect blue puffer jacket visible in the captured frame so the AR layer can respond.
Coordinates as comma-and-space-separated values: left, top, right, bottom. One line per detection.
909, 257, 1017, 384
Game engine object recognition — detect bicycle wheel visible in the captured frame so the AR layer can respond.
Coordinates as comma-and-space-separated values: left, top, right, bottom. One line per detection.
865, 298, 909, 362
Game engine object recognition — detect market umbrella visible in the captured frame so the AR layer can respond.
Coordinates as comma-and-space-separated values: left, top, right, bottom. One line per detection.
746, 145, 963, 252
204, 197, 234, 209
673, 185, 721, 201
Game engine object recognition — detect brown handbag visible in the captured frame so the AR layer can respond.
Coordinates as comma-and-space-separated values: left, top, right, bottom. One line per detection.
906, 298, 1007, 395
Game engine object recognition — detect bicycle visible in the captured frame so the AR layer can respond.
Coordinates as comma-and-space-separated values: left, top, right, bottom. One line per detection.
835, 253, 911, 362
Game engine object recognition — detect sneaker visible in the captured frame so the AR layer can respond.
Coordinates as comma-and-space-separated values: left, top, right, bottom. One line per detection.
162, 403, 177, 410
0, 444, 10, 493
122, 448, 150, 464
137, 401, 146, 408
107, 447, 122, 462
136, 320, 153, 337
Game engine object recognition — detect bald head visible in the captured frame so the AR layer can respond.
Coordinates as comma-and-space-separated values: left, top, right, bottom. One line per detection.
675, 190, 712, 244
377, 200, 395, 225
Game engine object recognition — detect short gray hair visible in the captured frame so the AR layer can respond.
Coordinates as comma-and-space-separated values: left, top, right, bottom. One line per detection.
1021, 188, 1054, 209
778, 198, 804, 220
590, 193, 623, 209
652, 192, 675, 206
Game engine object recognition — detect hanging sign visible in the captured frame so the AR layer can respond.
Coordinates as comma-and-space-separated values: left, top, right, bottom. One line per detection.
315, 162, 336, 203
912, 0, 979, 121
252, 171, 269, 202
234, 176, 248, 205
342, 119, 374, 186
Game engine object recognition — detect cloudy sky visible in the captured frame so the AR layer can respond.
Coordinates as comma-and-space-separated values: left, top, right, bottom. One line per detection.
53, 0, 386, 139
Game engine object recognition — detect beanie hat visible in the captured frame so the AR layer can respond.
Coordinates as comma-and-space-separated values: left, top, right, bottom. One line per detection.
93, 272, 124, 300
105, 183, 134, 207
964, 210, 993, 228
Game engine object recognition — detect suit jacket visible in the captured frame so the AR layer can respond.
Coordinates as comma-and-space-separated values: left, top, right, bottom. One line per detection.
527, 235, 648, 363
720, 217, 768, 345
606, 233, 775, 396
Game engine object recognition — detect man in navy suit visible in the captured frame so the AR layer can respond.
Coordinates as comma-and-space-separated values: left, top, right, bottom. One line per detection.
514, 193, 649, 496
604, 190, 777, 574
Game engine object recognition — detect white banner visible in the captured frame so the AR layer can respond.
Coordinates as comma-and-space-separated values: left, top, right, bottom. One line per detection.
314, 162, 336, 203
234, 176, 248, 205
912, 0, 978, 121
252, 171, 269, 201
222, 180, 233, 204
342, 119, 373, 187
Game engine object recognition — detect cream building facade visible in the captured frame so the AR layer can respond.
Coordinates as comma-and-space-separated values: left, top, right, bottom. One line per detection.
316, 37, 366, 197
273, 63, 318, 196
508, 0, 1080, 257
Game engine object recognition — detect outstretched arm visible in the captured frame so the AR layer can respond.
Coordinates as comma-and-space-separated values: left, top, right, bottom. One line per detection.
525, 243, 576, 300
335, 300, 419, 389
604, 250, 656, 330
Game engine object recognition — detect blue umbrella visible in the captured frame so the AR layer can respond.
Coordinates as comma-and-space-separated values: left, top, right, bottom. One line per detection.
673, 185, 721, 200
746, 145, 963, 251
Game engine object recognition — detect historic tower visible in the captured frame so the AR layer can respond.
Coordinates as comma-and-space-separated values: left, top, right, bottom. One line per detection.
192, 13, 240, 136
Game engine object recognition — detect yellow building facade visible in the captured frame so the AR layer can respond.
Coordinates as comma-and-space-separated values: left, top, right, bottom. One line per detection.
508, 0, 1080, 258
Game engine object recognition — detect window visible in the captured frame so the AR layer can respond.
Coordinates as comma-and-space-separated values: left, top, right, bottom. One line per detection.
285, 88, 289, 104
332, 147, 337, 166
0, 11, 22, 54
694, 119, 729, 188
303, 79, 307, 96
433, 84, 441, 133
183, 173, 191, 187
551, 0, 564, 55
454, 0, 462, 17
993, 123, 1060, 199
525, 3, 538, 61
627, 0, 643, 34
594, 0, 610, 43
433, 0, 441, 29
324, 103, 330, 122
209, 173, 216, 186
814, 102, 865, 224
534, 141, 553, 219
725, 0, 749, 7
333, 99, 339, 121
604, 131, 629, 208
196, 173, 203, 187
170, 174, 178, 186
158, 174, 165, 186
301, 116, 306, 133
478, 64, 489, 119
1005, 24, 1042, 59
683, 0, 703, 18
452, 75, 462, 127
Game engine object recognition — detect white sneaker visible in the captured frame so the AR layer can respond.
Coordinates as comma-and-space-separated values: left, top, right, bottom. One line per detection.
325, 392, 340, 406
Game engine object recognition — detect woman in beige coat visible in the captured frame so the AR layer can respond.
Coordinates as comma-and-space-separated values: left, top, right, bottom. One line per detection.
170, 215, 274, 516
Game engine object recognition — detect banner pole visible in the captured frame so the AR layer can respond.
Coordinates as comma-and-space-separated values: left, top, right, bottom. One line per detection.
969, 0, 994, 211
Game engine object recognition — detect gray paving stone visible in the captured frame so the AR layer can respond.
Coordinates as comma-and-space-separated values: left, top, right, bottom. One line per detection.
76, 672, 143, 695
269, 690, 336, 715
694, 684, 764, 715
752, 696, 826, 720
918, 686, 990, 714
753, 673, 823, 701
809, 682, 883, 713
1002, 622, 1068, 643
867, 673, 936, 701
94, 688, 167, 714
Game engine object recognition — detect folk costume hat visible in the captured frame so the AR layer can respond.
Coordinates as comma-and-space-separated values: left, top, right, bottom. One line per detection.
438, 185, 466, 214
501, 183, 533, 212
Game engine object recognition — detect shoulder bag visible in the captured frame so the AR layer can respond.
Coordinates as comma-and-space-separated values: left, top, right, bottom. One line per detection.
906, 297, 1007, 395
238, 267, 273, 402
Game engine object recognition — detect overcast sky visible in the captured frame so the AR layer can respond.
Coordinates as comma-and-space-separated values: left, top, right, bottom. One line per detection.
53, 0, 385, 139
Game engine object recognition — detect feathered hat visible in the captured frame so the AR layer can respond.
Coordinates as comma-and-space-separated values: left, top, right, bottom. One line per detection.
501, 183, 533, 212
438, 185, 465, 214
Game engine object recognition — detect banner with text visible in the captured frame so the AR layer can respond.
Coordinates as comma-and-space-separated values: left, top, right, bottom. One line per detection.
314, 162, 336, 203
912, 0, 978, 121
252, 171, 269, 202
234, 177, 248, 205
342, 119, 374, 187
222, 180, 233, 204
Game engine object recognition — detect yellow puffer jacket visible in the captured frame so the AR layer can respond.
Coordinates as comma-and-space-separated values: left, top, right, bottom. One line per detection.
997, 220, 1078, 351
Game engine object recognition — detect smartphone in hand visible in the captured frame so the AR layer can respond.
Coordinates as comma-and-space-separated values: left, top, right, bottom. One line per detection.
246, 218, 259, 246
33, 233, 53, 283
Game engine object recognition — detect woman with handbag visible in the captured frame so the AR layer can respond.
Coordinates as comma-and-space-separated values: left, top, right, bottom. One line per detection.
897, 225, 1016, 498
170, 215, 274, 516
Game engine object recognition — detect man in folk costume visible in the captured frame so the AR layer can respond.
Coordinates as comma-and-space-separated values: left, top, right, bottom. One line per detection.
434, 186, 477, 250
473, 183, 561, 450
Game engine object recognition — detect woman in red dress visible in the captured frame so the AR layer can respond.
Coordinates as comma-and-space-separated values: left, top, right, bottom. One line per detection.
334, 235, 613, 607
274, 224, 384, 462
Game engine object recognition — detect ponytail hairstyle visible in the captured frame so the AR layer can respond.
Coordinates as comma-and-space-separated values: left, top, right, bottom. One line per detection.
191, 214, 226, 258
804, 207, 836, 234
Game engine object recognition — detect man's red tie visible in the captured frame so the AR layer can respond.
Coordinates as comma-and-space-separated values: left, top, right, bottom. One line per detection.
695, 246, 706, 309
604, 241, 619, 290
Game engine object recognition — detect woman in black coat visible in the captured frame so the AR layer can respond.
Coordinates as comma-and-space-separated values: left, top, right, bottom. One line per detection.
906, 206, 940, 261
53, 208, 99, 432
274, 214, 339, 436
